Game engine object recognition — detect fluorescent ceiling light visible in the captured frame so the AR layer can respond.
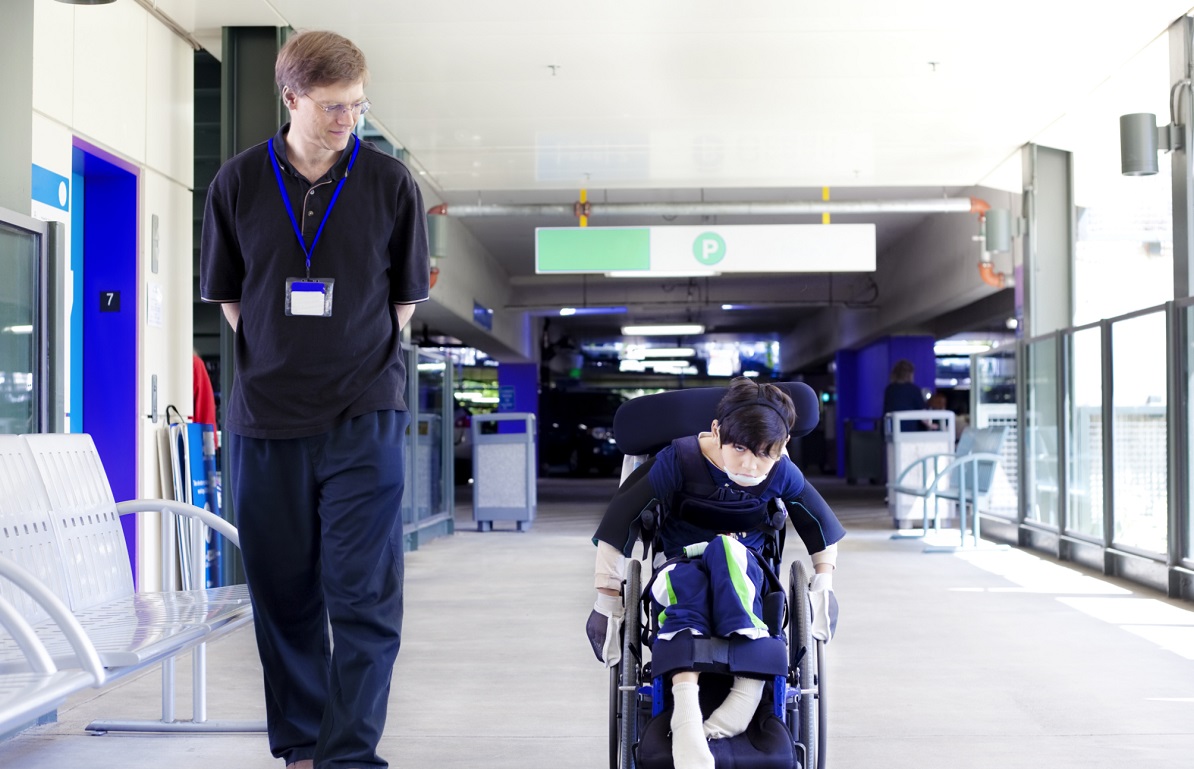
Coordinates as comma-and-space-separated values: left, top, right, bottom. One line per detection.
620, 359, 698, 375
560, 307, 577, 316
623, 346, 696, 359
1, 325, 33, 335
622, 324, 705, 336
606, 270, 719, 279
934, 340, 995, 356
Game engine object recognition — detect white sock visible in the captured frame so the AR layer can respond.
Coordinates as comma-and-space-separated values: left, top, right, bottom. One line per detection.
670, 681, 715, 769
703, 676, 765, 739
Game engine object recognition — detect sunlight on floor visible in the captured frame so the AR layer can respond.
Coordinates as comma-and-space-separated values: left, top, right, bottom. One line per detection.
944, 541, 1194, 660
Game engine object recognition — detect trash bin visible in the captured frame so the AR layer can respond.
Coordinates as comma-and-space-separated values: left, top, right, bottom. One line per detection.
885, 409, 955, 528
845, 417, 883, 485
471, 413, 537, 531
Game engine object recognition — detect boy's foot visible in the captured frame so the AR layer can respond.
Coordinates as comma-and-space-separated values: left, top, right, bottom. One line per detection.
671, 681, 715, 769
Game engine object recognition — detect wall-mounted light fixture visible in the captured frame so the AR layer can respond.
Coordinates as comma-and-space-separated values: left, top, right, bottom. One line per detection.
983, 208, 1025, 253
1119, 112, 1183, 176
54, 0, 117, 4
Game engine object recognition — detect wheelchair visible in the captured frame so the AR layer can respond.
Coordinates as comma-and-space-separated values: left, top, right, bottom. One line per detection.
607, 383, 829, 769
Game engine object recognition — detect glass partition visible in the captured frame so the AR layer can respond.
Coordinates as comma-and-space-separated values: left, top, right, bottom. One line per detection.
399, 345, 455, 550
1024, 335, 1060, 527
972, 346, 1018, 518
1066, 325, 1104, 539
1110, 310, 1167, 554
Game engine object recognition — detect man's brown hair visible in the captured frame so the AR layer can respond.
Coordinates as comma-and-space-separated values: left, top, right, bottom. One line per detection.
275, 30, 369, 96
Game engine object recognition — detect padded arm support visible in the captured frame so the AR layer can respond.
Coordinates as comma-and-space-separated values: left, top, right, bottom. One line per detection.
0, 554, 106, 684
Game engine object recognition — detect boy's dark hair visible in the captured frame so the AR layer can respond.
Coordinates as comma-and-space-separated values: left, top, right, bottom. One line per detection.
714, 377, 796, 456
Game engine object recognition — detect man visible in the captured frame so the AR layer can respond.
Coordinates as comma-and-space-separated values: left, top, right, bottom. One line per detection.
200, 29, 429, 769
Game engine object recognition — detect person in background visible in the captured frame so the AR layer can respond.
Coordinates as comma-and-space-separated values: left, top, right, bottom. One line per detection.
192, 351, 218, 448
883, 359, 929, 432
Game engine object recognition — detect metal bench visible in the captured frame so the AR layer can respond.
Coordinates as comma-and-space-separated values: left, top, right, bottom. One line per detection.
0, 554, 105, 736
0, 433, 262, 734
887, 426, 1008, 547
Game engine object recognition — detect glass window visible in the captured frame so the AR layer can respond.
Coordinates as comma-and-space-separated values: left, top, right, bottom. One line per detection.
1066, 326, 1103, 539
1025, 336, 1060, 527
1111, 311, 1167, 553
1033, 34, 1174, 326
0, 223, 37, 434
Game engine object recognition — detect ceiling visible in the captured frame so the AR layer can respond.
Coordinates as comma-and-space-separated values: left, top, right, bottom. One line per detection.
173, 0, 1194, 355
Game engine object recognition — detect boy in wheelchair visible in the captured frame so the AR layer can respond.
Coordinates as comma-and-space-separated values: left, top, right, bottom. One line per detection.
586, 378, 846, 769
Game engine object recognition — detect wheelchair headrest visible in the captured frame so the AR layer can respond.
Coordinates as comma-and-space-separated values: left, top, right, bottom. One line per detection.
614, 382, 820, 456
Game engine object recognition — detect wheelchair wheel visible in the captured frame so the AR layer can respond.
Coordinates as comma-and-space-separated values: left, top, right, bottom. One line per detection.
610, 558, 642, 769
788, 560, 817, 769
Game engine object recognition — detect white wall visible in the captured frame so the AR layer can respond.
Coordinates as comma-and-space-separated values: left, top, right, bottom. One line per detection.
416, 186, 536, 361
32, 0, 195, 588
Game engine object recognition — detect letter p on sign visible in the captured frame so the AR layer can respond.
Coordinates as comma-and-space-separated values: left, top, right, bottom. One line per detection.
693, 232, 726, 266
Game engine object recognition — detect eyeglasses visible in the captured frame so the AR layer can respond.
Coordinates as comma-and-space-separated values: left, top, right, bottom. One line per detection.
303, 93, 371, 118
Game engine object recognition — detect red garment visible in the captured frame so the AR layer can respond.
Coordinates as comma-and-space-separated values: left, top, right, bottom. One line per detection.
193, 354, 218, 441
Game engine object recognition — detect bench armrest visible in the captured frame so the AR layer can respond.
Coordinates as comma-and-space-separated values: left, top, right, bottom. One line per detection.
901, 452, 1004, 496
0, 555, 106, 684
116, 499, 241, 550
890, 452, 957, 489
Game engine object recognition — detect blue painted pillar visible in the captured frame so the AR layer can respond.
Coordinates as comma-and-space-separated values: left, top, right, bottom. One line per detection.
834, 335, 935, 477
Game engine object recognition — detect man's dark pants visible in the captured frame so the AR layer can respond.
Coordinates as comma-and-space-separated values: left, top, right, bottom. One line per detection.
230, 409, 409, 768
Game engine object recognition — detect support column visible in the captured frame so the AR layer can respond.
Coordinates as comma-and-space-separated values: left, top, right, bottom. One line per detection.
1021, 144, 1075, 337
217, 26, 289, 585
1171, 16, 1194, 300
0, 0, 33, 213
1167, 16, 1194, 596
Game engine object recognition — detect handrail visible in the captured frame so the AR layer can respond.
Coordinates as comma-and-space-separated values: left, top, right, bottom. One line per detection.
0, 554, 106, 684
116, 499, 241, 550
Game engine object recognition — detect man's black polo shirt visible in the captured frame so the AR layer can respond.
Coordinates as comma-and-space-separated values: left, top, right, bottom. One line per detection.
200, 124, 430, 440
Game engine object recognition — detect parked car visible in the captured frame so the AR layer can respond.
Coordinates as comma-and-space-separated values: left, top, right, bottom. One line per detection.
538, 390, 626, 476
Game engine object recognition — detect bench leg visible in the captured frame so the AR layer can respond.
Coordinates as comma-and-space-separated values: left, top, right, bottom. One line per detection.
86, 719, 268, 734
85, 644, 266, 735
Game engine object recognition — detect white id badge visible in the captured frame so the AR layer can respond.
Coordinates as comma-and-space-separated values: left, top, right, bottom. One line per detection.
285, 278, 335, 317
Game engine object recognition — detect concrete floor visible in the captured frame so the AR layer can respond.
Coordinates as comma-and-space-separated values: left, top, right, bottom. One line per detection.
2, 475, 1193, 768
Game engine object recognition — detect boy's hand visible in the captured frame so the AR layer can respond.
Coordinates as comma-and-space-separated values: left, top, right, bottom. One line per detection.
586, 592, 624, 667
808, 572, 839, 643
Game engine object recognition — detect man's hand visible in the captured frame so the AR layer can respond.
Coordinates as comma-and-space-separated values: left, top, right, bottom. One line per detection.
808, 572, 839, 644
586, 592, 625, 667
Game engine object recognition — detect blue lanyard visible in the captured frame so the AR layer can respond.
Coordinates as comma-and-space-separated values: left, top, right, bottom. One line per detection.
268, 135, 361, 276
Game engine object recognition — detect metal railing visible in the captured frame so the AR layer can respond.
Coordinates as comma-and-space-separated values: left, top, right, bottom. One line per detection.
972, 299, 1194, 600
